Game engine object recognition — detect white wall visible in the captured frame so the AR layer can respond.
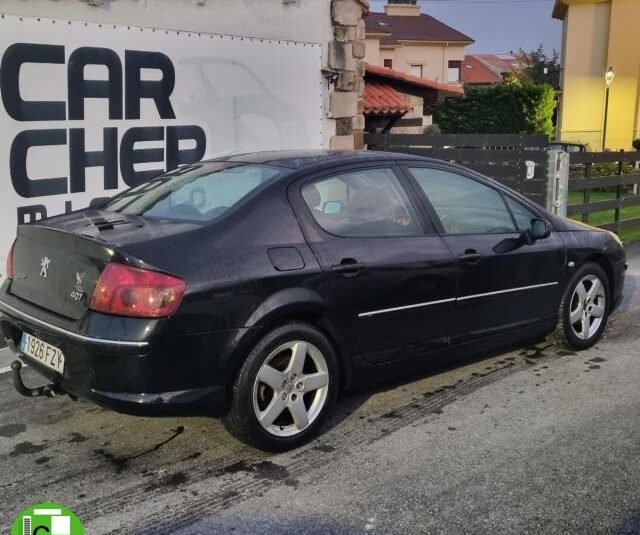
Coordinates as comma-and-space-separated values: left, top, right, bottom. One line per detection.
0, 0, 336, 147
0, 0, 337, 276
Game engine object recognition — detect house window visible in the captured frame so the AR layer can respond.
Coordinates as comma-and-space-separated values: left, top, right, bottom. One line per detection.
410, 64, 423, 78
448, 60, 461, 82
383, 59, 393, 69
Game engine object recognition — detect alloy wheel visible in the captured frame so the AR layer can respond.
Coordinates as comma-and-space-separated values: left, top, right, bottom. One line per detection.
569, 274, 606, 340
252, 341, 330, 437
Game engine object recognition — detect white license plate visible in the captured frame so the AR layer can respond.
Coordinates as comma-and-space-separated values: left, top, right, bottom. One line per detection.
19, 333, 65, 374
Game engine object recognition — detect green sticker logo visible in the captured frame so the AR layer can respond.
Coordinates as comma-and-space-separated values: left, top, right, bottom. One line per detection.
10, 503, 84, 535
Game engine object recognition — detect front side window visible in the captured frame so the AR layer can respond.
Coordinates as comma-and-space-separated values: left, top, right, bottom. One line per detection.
409, 167, 517, 235
104, 163, 282, 222
302, 168, 421, 238
504, 196, 537, 232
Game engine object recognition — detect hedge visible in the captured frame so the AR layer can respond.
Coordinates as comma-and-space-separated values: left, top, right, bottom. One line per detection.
433, 83, 556, 139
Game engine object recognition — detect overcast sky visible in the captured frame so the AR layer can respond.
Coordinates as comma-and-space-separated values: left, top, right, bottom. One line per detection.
369, 0, 562, 55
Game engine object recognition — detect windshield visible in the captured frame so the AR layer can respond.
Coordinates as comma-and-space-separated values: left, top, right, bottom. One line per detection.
103, 162, 283, 222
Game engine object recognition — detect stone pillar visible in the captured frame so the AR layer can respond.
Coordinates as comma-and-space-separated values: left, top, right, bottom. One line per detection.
329, 0, 368, 150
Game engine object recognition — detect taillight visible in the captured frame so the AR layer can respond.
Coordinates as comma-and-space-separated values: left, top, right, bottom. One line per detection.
90, 263, 186, 318
5, 242, 15, 280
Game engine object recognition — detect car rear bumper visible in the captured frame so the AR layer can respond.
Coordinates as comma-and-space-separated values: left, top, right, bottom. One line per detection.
0, 287, 238, 414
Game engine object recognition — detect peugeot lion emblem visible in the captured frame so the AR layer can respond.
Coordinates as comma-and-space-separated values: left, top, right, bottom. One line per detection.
75, 272, 86, 291
39, 256, 51, 278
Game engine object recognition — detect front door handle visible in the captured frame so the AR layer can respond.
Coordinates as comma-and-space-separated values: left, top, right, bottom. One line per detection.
458, 249, 481, 266
331, 259, 366, 277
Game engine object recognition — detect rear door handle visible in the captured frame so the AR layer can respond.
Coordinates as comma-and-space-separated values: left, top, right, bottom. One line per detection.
331, 259, 366, 277
458, 249, 481, 266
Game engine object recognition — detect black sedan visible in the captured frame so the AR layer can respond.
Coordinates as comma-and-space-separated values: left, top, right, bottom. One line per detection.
0, 150, 627, 451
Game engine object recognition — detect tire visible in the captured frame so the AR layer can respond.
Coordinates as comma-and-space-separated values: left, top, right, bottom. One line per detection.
223, 322, 338, 451
549, 262, 611, 351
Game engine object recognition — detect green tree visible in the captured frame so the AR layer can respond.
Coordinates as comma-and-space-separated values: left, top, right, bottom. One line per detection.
433, 83, 556, 139
506, 45, 561, 87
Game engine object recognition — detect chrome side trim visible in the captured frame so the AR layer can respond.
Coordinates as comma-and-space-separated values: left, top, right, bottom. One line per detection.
0, 301, 149, 348
358, 298, 456, 318
456, 282, 559, 302
359, 282, 559, 318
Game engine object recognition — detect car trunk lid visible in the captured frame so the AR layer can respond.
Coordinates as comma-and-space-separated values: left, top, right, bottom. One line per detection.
9, 225, 118, 320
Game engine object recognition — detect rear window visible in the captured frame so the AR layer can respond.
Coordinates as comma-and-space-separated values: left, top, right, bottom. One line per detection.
103, 162, 282, 222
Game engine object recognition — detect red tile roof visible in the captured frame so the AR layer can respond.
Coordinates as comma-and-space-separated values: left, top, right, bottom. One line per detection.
472, 54, 519, 76
460, 55, 502, 85
364, 82, 413, 117
365, 11, 474, 45
366, 63, 464, 96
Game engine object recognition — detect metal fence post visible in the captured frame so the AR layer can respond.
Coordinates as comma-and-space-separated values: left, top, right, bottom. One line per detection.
546, 151, 559, 214
545, 150, 569, 217
556, 152, 570, 218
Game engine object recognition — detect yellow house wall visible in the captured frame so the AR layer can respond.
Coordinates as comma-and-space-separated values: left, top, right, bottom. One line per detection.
558, 0, 640, 150
557, 1, 611, 149
605, 0, 640, 149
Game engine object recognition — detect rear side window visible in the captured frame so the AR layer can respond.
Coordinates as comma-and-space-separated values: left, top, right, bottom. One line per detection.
302, 168, 421, 238
104, 163, 282, 222
409, 167, 517, 235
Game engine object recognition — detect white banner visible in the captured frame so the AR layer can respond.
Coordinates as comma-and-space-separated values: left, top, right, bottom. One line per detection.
0, 14, 323, 276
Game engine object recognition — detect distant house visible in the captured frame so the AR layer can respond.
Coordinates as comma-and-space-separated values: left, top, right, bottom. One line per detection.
364, 0, 473, 84
364, 63, 463, 133
461, 54, 519, 86
364, 0, 472, 131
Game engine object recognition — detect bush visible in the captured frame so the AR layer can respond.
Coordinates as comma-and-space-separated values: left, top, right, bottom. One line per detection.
633, 139, 640, 151
433, 83, 556, 138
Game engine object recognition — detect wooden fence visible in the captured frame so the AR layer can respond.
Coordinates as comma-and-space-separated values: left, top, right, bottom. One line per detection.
566, 151, 640, 235
364, 133, 553, 208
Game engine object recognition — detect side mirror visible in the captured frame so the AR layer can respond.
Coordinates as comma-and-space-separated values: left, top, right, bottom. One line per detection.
493, 218, 551, 254
89, 197, 110, 209
530, 219, 551, 241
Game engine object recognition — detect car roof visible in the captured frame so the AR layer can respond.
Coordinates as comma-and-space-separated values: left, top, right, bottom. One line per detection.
206, 150, 433, 171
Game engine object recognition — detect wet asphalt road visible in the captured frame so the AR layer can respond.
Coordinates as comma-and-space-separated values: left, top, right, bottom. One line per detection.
0, 245, 639, 535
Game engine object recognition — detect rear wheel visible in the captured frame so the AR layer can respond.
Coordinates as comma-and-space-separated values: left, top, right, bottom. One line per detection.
223, 323, 338, 451
550, 262, 610, 350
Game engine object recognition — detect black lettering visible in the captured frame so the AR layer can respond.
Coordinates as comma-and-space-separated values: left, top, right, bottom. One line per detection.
68, 47, 123, 120
125, 50, 176, 120
33, 526, 50, 535
69, 127, 118, 193
17, 205, 47, 224
120, 126, 164, 187
166, 125, 206, 170
10, 129, 68, 197
0, 43, 66, 121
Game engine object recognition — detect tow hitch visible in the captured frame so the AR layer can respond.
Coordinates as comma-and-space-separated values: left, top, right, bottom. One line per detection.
11, 360, 66, 398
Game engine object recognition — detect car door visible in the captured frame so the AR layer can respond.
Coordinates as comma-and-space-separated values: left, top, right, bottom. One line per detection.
403, 165, 566, 343
290, 164, 457, 365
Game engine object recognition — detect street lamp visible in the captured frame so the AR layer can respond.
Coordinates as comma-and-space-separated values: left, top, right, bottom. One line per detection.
602, 66, 615, 150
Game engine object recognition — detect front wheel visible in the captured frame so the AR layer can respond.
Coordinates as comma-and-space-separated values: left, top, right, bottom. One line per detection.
223, 323, 338, 451
551, 262, 610, 350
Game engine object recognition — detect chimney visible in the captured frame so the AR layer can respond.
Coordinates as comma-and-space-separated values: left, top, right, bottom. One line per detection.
384, 0, 421, 16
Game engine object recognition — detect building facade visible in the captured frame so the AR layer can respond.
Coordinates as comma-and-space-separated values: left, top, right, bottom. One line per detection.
553, 0, 640, 150
364, 0, 473, 85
